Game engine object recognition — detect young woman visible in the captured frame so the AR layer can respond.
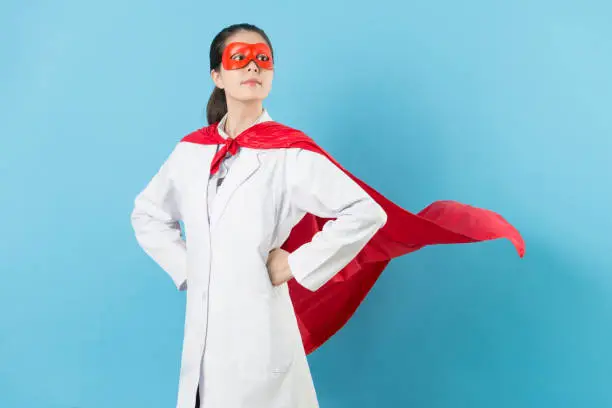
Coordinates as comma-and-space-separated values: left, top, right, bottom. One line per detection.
131, 23, 524, 408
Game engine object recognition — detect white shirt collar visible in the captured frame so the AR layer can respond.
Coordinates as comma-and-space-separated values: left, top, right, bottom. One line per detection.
217, 108, 272, 139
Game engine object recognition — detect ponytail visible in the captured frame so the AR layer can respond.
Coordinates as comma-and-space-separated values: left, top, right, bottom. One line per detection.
206, 87, 227, 124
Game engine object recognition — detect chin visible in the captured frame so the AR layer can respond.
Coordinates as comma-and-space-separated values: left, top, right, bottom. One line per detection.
236, 92, 270, 102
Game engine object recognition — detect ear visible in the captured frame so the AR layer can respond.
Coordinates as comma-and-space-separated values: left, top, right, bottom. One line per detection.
211, 69, 224, 89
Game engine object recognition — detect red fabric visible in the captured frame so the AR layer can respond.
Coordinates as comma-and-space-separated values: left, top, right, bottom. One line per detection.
181, 121, 525, 354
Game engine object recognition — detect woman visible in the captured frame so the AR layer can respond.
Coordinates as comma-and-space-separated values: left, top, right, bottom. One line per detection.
131, 23, 524, 408
132, 23, 387, 408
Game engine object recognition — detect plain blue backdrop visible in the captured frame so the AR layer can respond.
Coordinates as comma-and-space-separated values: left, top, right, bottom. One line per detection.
1, 0, 611, 407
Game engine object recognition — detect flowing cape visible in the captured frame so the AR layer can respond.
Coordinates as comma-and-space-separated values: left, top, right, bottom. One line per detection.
181, 121, 525, 354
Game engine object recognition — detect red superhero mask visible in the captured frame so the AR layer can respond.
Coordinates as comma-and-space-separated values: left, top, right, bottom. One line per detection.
222, 42, 274, 70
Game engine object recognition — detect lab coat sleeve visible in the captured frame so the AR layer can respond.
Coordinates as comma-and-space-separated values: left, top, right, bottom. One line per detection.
285, 148, 388, 292
130, 145, 187, 291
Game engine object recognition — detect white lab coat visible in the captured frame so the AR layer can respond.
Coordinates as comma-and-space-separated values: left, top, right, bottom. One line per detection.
130, 115, 387, 408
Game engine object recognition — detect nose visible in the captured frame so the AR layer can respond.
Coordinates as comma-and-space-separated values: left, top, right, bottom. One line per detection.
246, 60, 260, 72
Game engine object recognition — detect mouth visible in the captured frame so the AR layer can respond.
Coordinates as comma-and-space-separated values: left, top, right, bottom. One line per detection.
241, 79, 262, 86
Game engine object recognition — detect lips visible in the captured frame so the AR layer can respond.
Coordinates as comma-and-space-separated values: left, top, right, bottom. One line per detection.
242, 79, 261, 85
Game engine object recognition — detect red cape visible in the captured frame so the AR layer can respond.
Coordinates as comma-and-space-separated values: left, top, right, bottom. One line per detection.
181, 121, 525, 354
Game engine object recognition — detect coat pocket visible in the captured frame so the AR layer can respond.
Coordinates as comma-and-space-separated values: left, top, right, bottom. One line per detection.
268, 295, 297, 374
236, 294, 296, 378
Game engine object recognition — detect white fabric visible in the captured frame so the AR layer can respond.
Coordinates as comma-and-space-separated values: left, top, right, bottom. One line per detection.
130, 111, 387, 408
207, 109, 272, 220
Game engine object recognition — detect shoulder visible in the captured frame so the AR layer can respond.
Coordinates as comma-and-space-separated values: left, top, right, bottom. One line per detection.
258, 121, 326, 161
282, 144, 335, 188
180, 123, 218, 145
172, 122, 222, 155
253, 120, 315, 145
160, 125, 217, 169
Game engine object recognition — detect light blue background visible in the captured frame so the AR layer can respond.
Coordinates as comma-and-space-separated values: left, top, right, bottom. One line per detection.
1, 1, 611, 407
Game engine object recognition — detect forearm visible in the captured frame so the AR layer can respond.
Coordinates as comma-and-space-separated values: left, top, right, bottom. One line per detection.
288, 199, 386, 291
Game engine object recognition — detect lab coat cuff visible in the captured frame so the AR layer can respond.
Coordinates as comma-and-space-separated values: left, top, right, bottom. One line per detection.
288, 250, 320, 292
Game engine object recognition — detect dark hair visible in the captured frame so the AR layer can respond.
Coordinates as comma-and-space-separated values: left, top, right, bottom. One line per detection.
206, 23, 274, 125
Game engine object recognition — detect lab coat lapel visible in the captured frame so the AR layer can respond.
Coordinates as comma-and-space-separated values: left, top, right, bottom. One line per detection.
209, 149, 262, 231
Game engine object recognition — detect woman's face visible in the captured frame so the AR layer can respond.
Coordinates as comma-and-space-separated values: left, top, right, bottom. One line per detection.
211, 30, 274, 103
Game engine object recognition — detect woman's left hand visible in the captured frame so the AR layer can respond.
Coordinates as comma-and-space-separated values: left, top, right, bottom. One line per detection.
266, 248, 293, 286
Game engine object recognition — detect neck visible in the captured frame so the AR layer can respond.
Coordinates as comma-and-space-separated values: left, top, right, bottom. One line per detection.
223, 99, 264, 139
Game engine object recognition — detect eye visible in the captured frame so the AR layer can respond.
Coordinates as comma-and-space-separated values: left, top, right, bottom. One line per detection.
231, 53, 245, 60
257, 54, 270, 62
